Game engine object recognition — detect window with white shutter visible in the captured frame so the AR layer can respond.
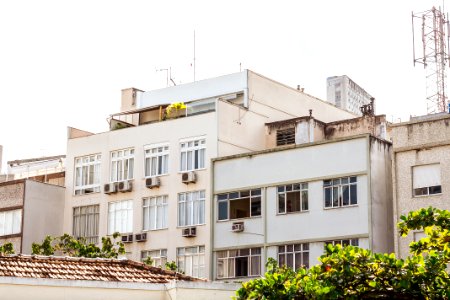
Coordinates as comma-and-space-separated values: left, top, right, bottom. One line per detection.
412, 164, 442, 196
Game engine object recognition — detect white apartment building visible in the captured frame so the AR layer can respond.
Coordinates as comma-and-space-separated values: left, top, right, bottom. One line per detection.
327, 75, 373, 115
391, 113, 450, 258
212, 113, 393, 280
64, 70, 355, 280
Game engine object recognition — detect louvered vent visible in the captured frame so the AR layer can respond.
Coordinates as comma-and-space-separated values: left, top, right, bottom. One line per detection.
276, 128, 295, 146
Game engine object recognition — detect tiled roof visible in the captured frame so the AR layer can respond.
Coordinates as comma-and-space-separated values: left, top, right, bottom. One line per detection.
0, 255, 202, 283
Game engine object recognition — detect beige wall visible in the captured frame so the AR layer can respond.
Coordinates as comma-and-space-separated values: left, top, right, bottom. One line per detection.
65, 112, 218, 275
391, 115, 450, 257
22, 180, 65, 253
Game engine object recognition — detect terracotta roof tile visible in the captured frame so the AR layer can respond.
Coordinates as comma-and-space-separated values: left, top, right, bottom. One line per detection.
0, 255, 203, 284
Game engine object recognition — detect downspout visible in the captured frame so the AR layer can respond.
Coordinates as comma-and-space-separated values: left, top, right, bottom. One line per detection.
367, 135, 373, 251
244, 69, 249, 108
263, 186, 268, 273
209, 160, 215, 280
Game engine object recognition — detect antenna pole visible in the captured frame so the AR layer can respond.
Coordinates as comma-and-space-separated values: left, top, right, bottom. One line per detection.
193, 30, 196, 82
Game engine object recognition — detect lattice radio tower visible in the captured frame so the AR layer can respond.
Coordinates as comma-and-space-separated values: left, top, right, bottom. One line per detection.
412, 6, 450, 114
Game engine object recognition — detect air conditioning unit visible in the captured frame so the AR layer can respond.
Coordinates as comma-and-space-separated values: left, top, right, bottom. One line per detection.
181, 171, 196, 184
231, 222, 245, 232
121, 234, 133, 243
118, 180, 133, 192
145, 177, 160, 189
181, 227, 196, 237
135, 233, 147, 242
104, 183, 118, 194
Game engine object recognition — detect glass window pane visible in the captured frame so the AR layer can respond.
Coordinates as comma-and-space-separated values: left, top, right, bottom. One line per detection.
218, 200, 228, 220
350, 185, 357, 205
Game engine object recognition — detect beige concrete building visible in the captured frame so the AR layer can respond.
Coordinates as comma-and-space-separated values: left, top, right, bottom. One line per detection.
391, 113, 450, 258
212, 112, 393, 280
64, 70, 356, 279
0, 179, 65, 253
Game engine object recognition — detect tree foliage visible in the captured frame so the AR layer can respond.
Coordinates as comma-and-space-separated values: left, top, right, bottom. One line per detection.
0, 242, 14, 255
235, 207, 450, 299
31, 232, 125, 259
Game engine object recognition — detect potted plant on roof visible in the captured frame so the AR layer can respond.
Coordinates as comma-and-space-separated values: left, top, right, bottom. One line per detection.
165, 102, 187, 119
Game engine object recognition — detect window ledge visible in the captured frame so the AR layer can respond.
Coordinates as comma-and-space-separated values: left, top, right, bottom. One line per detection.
178, 168, 207, 174
323, 204, 358, 210
176, 224, 206, 228
413, 193, 443, 198
142, 228, 169, 232
276, 210, 309, 216
217, 216, 262, 223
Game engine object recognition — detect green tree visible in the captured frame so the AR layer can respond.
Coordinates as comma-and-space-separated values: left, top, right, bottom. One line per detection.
0, 242, 14, 255
32, 232, 125, 259
235, 206, 450, 299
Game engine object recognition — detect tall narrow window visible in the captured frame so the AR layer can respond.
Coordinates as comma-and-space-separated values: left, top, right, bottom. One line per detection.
177, 246, 205, 278
0, 209, 22, 236
216, 248, 261, 279
110, 148, 134, 182
144, 144, 169, 177
217, 189, 261, 221
324, 176, 357, 208
74, 154, 101, 195
178, 190, 205, 226
413, 164, 442, 196
278, 183, 308, 214
73, 205, 99, 244
108, 200, 133, 234
180, 138, 206, 171
143, 196, 168, 230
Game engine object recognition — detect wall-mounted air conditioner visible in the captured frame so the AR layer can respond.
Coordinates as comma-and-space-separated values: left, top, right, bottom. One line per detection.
104, 183, 118, 194
181, 171, 196, 184
145, 177, 160, 189
121, 234, 133, 243
231, 222, 244, 232
181, 227, 196, 237
135, 233, 147, 242
118, 180, 133, 192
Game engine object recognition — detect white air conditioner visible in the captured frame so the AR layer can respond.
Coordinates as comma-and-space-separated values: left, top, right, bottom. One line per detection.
118, 180, 133, 192
135, 233, 147, 242
231, 222, 244, 232
181, 171, 196, 184
145, 177, 160, 189
181, 227, 196, 237
104, 183, 118, 194
121, 234, 133, 243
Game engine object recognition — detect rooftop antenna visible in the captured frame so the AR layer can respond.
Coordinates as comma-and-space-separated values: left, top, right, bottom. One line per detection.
193, 30, 196, 82
412, 6, 450, 114
157, 67, 176, 87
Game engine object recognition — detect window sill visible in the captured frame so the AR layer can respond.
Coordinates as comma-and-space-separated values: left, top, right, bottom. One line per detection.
144, 174, 169, 179
413, 193, 443, 198
73, 190, 101, 196
142, 228, 169, 232
178, 168, 207, 173
0, 233, 21, 239
323, 204, 358, 210
176, 223, 205, 228
276, 210, 309, 216
217, 216, 262, 222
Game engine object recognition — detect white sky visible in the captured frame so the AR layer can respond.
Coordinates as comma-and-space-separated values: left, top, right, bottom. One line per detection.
0, 0, 447, 171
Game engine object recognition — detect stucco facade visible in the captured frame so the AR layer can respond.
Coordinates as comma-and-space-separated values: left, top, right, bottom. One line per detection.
391, 113, 450, 258
0, 179, 65, 253
211, 115, 393, 280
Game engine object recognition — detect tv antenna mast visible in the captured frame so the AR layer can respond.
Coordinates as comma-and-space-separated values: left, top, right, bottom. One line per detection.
156, 67, 177, 87
412, 6, 450, 114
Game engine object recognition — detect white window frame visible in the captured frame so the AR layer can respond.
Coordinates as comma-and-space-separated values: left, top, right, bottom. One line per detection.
144, 144, 169, 177
177, 246, 206, 278
216, 248, 261, 279
74, 154, 101, 195
141, 249, 167, 268
278, 243, 309, 270
412, 164, 442, 197
178, 190, 205, 227
108, 200, 133, 235
323, 176, 357, 208
143, 195, 168, 231
180, 137, 206, 172
217, 189, 262, 221
277, 183, 308, 214
0, 209, 22, 236
325, 239, 359, 247
110, 148, 134, 183
73, 205, 99, 244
